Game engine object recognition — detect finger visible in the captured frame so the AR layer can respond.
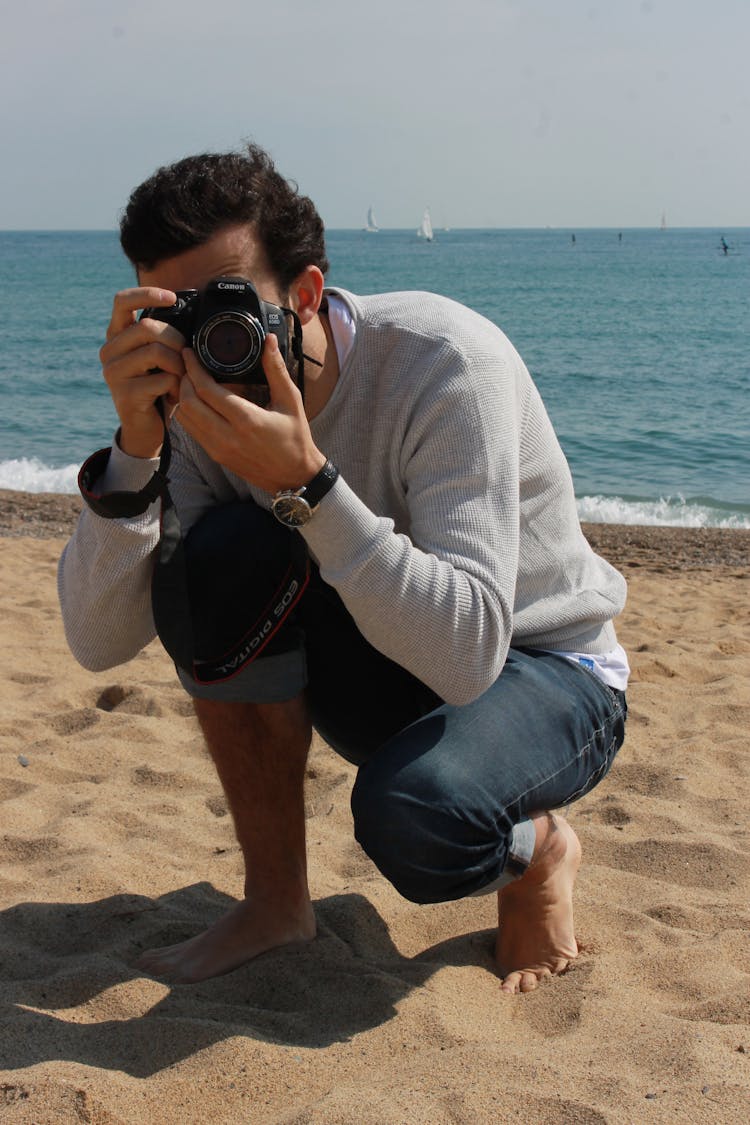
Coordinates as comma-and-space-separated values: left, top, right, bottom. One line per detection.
106, 287, 177, 340
177, 360, 236, 444
181, 348, 260, 421
102, 346, 186, 400
178, 361, 200, 404
137, 315, 188, 351
117, 371, 182, 413
102, 337, 184, 412
262, 334, 301, 408
101, 327, 187, 372
179, 355, 227, 416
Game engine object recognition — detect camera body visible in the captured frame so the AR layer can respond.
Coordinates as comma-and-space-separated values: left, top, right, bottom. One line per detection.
142, 276, 289, 384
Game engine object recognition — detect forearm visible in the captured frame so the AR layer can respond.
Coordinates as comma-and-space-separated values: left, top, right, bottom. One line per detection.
58, 442, 162, 670
301, 478, 514, 706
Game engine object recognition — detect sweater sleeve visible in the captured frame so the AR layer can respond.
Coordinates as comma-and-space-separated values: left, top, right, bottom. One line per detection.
301, 347, 521, 706
58, 424, 241, 671
57, 440, 163, 670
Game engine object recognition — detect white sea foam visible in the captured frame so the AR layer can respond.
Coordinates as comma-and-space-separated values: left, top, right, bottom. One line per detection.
0, 457, 79, 494
1, 458, 748, 529
577, 494, 750, 530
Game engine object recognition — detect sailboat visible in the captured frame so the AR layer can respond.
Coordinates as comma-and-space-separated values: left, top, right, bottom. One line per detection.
365, 205, 379, 232
660, 211, 667, 231
417, 207, 434, 242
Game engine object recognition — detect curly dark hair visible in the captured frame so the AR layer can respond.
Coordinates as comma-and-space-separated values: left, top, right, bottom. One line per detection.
119, 143, 329, 289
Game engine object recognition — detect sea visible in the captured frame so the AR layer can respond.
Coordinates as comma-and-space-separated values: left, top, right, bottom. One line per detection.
1, 227, 748, 528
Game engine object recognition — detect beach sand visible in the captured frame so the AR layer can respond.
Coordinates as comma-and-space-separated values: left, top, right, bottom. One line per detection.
1, 490, 748, 1124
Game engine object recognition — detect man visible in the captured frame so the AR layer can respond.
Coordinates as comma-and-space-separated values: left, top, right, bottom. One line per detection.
59, 143, 628, 993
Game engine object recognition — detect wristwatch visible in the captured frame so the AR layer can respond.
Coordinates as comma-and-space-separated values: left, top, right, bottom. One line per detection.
271, 459, 339, 527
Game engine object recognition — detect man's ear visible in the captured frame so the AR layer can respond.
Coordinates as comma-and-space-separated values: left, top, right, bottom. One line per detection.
289, 265, 325, 325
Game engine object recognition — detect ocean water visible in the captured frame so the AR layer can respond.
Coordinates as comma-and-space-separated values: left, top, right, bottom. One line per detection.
1, 228, 748, 528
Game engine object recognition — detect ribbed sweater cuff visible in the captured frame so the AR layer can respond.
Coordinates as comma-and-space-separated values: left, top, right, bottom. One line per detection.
97, 437, 162, 495
299, 476, 391, 571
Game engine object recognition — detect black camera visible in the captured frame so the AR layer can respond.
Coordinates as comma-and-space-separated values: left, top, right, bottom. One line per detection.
141, 276, 290, 384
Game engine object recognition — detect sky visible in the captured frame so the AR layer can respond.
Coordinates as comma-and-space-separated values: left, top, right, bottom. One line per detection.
1, 0, 747, 230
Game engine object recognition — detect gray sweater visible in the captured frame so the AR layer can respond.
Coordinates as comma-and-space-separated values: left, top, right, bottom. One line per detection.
58, 288, 626, 706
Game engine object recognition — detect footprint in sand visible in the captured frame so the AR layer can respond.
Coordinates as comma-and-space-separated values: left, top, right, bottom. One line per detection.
645, 903, 718, 933
0, 1085, 31, 1108
131, 765, 180, 789
304, 755, 352, 820
95, 685, 162, 717
332, 838, 381, 883
586, 795, 632, 827
45, 709, 100, 736
205, 795, 228, 817
0, 778, 36, 803
611, 761, 679, 800
675, 993, 750, 1026
7, 672, 51, 686
514, 959, 594, 1037
599, 837, 745, 890
0, 835, 59, 862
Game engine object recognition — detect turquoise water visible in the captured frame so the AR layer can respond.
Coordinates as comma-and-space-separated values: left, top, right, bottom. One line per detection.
1, 228, 748, 527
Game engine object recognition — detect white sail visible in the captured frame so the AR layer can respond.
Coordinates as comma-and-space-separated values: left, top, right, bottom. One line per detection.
417, 208, 434, 241
365, 206, 379, 232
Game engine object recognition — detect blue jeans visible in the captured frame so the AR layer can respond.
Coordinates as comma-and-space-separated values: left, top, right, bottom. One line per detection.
171, 504, 627, 905
346, 649, 626, 903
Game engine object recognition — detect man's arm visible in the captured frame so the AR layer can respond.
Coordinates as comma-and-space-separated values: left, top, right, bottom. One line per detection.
301, 362, 521, 708
58, 286, 187, 670
57, 444, 163, 670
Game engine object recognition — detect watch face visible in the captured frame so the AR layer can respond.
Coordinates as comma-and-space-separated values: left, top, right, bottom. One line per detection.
272, 494, 314, 527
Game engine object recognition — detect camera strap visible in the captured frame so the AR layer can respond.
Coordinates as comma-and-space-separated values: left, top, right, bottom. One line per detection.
77, 398, 195, 658
77, 312, 314, 677
287, 306, 323, 400
78, 398, 173, 520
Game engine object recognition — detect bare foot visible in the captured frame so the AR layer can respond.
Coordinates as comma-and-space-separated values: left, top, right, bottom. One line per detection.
136, 895, 316, 984
495, 813, 581, 994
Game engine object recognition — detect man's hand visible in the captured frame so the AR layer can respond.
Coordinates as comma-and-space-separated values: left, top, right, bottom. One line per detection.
99, 287, 185, 459
177, 334, 326, 494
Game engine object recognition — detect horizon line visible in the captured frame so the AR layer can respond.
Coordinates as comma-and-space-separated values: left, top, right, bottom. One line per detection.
1, 224, 748, 234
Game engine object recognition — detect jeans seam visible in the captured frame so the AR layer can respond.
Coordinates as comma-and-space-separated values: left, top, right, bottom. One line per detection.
429, 693, 625, 828
508, 699, 625, 813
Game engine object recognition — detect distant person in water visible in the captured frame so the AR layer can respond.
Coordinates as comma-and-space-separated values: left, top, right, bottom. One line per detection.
58, 141, 629, 993
720, 237, 730, 255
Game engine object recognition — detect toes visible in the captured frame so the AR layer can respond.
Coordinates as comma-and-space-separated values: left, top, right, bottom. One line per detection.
500, 972, 522, 993
521, 967, 551, 992
138, 954, 195, 985
500, 967, 553, 994
136, 945, 189, 982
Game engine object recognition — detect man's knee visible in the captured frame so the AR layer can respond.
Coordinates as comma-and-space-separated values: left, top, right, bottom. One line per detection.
191, 694, 312, 748
351, 764, 424, 901
351, 751, 485, 905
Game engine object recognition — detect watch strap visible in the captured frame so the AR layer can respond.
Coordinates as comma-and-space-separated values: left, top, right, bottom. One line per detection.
298, 459, 339, 508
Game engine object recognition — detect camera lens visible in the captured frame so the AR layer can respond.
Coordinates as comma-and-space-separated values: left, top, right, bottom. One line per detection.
205, 321, 254, 367
195, 312, 264, 379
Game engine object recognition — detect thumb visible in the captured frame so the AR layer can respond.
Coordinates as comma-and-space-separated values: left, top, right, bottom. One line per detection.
262, 333, 302, 409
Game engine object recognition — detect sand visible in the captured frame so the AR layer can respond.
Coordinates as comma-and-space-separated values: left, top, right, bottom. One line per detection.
1, 491, 748, 1124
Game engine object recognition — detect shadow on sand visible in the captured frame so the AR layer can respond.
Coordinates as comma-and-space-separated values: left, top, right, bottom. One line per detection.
0, 884, 496, 1077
